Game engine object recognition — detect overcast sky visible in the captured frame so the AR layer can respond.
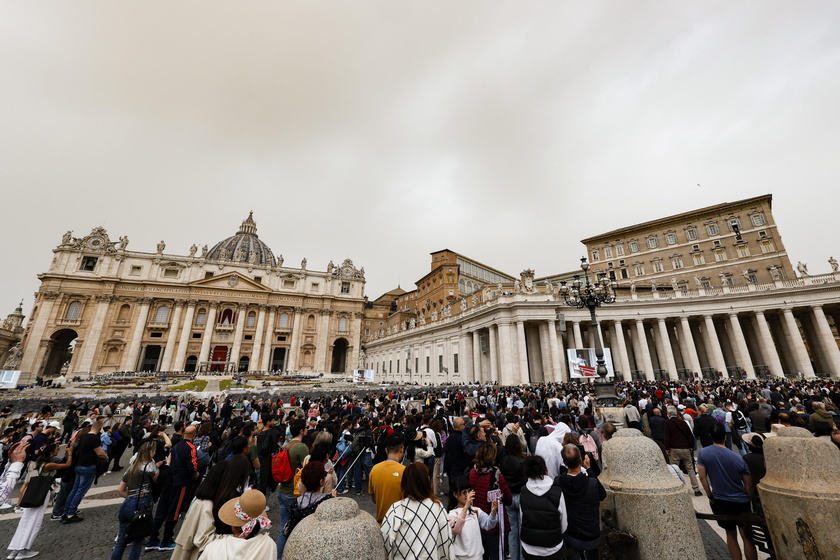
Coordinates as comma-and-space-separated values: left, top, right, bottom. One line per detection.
2, 1, 840, 317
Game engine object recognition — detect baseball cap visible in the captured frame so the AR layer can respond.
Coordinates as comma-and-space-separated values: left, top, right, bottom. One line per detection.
82, 418, 93, 425
48, 421, 61, 429
190, 420, 201, 426
677, 404, 686, 411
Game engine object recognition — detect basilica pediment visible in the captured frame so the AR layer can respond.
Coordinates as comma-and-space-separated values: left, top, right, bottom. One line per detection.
188, 272, 272, 292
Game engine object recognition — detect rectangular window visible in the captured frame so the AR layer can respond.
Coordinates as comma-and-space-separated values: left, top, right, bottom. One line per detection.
277, 336, 287, 342
415, 357, 419, 372
665, 233, 677, 245
628, 241, 639, 252
615, 245, 624, 256
701, 280, 712, 289
283, 280, 296, 289
195, 311, 207, 326
80, 256, 98, 271
389, 361, 392, 374
205, 272, 214, 279
728, 219, 741, 231
706, 223, 719, 236
647, 237, 658, 249
693, 254, 705, 266
604, 247, 613, 258
254, 276, 262, 284
341, 282, 351, 294
129, 266, 142, 276
652, 260, 663, 273
761, 241, 775, 253
591, 251, 599, 262
714, 251, 727, 262
686, 229, 698, 241
396, 359, 399, 373
163, 268, 179, 278
192, 333, 201, 339
244, 334, 253, 340
439, 355, 443, 373
426, 356, 430, 373
750, 213, 766, 226
150, 332, 163, 338
453, 354, 459, 373
310, 283, 320, 292
737, 245, 750, 258
634, 264, 645, 276
672, 257, 683, 269
620, 268, 629, 279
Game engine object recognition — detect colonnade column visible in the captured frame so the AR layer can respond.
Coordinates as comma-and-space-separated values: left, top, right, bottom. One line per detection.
611, 321, 632, 381
173, 302, 197, 372
753, 311, 785, 378
286, 308, 303, 371
516, 321, 529, 384
781, 308, 815, 378
259, 307, 276, 371
493, 323, 507, 384
159, 300, 185, 372
701, 315, 727, 377
19, 293, 59, 377
656, 318, 678, 380
122, 298, 153, 371
197, 303, 219, 368
634, 319, 655, 380
547, 320, 563, 383
249, 305, 267, 372
76, 295, 114, 374
679, 316, 703, 377
727, 313, 756, 379
460, 333, 472, 382
810, 305, 840, 375
472, 332, 482, 383
314, 310, 331, 371
572, 321, 583, 349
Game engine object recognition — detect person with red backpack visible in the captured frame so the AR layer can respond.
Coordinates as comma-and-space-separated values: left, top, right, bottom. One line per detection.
273, 419, 308, 559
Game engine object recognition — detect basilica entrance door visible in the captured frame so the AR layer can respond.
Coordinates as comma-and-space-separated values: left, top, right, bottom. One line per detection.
271, 348, 286, 372
42, 329, 78, 379
211, 346, 228, 372
331, 338, 348, 373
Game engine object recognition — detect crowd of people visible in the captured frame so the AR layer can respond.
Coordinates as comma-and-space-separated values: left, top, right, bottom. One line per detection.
0, 377, 838, 560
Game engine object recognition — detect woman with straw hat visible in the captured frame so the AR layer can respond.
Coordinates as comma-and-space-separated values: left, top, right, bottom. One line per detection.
197, 490, 274, 560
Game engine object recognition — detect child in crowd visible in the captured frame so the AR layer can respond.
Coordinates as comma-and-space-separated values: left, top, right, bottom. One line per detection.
448, 476, 498, 560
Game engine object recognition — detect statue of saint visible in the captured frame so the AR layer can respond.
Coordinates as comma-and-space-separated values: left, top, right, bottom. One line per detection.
514, 279, 522, 293
233, 246, 243, 261
189, 244, 197, 257
629, 280, 636, 293
61, 231, 73, 245
277, 254, 284, 267
301, 258, 307, 270
3, 343, 22, 370
119, 236, 129, 250
200, 245, 208, 258
830, 256, 839, 272
650, 279, 657, 291
694, 276, 702, 288
248, 251, 257, 264
219, 247, 227, 259
671, 277, 679, 290
327, 260, 334, 274
797, 261, 809, 277
156, 240, 166, 254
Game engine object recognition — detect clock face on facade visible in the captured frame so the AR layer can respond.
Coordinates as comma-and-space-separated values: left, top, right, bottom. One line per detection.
342, 266, 353, 277
88, 237, 104, 248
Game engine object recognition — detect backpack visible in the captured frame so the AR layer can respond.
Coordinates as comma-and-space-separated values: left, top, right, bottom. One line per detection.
351, 430, 372, 454
579, 432, 599, 461
272, 441, 305, 484
733, 410, 748, 431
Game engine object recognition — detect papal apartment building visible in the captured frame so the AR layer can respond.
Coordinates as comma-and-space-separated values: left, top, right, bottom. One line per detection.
364, 195, 840, 384
17, 213, 366, 383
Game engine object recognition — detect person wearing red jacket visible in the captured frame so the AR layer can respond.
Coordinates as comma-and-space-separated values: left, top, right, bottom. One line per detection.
468, 443, 512, 560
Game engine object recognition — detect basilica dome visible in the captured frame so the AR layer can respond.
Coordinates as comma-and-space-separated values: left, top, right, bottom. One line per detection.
207, 212, 277, 267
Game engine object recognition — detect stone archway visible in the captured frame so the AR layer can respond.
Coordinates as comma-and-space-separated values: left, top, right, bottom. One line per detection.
331, 338, 349, 373
42, 329, 78, 379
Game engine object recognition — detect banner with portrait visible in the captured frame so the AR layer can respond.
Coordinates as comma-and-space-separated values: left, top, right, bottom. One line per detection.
566, 349, 615, 379
353, 369, 375, 383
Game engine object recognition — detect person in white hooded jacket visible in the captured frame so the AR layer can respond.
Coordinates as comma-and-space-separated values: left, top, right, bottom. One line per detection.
533, 422, 571, 479
519, 455, 567, 560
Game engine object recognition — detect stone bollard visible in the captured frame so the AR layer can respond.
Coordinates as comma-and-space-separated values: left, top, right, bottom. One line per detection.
599, 429, 705, 559
758, 426, 840, 560
283, 497, 386, 560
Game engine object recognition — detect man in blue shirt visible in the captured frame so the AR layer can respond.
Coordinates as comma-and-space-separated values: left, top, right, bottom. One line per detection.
697, 421, 757, 560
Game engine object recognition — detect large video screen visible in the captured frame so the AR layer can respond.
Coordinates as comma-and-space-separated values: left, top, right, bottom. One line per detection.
567, 349, 615, 379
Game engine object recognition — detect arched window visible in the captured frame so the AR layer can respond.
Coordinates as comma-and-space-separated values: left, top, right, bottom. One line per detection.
219, 308, 234, 324
117, 304, 131, 322
105, 347, 120, 366
306, 314, 316, 329
246, 311, 256, 327
65, 301, 82, 320
195, 308, 207, 326
279, 312, 290, 328
338, 316, 348, 331
154, 305, 169, 323
302, 350, 313, 367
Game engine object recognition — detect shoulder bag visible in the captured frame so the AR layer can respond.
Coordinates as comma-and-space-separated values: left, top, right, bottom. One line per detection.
125, 467, 154, 542
19, 465, 55, 508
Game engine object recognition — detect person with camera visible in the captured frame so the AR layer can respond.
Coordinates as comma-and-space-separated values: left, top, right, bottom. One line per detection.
555, 445, 605, 560
468, 443, 512, 560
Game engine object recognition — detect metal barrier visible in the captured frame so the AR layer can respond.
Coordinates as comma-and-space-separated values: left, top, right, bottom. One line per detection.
591, 509, 638, 559
694, 510, 776, 559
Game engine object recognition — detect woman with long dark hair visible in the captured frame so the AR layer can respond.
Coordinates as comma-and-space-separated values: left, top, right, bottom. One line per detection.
171, 455, 251, 560
381, 463, 452, 560
110, 441, 159, 560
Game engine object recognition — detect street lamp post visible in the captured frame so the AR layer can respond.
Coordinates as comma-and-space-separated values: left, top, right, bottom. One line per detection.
559, 257, 620, 406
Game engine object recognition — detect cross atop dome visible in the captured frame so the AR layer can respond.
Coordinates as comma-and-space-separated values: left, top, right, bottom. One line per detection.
238, 211, 258, 236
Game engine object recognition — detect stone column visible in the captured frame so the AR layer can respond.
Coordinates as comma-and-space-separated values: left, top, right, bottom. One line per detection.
701, 315, 728, 377
572, 321, 583, 349
600, 430, 705, 559
460, 332, 472, 382
197, 303, 219, 368
76, 295, 114, 374
487, 325, 498, 381
811, 305, 840, 375
122, 298, 152, 371
173, 301, 197, 371
516, 321, 529, 384
753, 311, 785, 378
634, 319, 655, 380
260, 307, 277, 371
759, 427, 840, 559
781, 308, 815, 378
546, 320, 562, 383
726, 313, 755, 379
656, 318, 678, 380
249, 305, 268, 372
498, 323, 516, 385
229, 305, 248, 369
315, 310, 332, 371
159, 300, 185, 371
612, 321, 632, 381
286, 308, 303, 371
555, 327, 569, 383
18, 292, 59, 377
678, 316, 703, 378
472, 331, 482, 383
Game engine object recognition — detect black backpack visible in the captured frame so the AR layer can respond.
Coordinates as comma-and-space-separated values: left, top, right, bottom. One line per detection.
734, 410, 748, 431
